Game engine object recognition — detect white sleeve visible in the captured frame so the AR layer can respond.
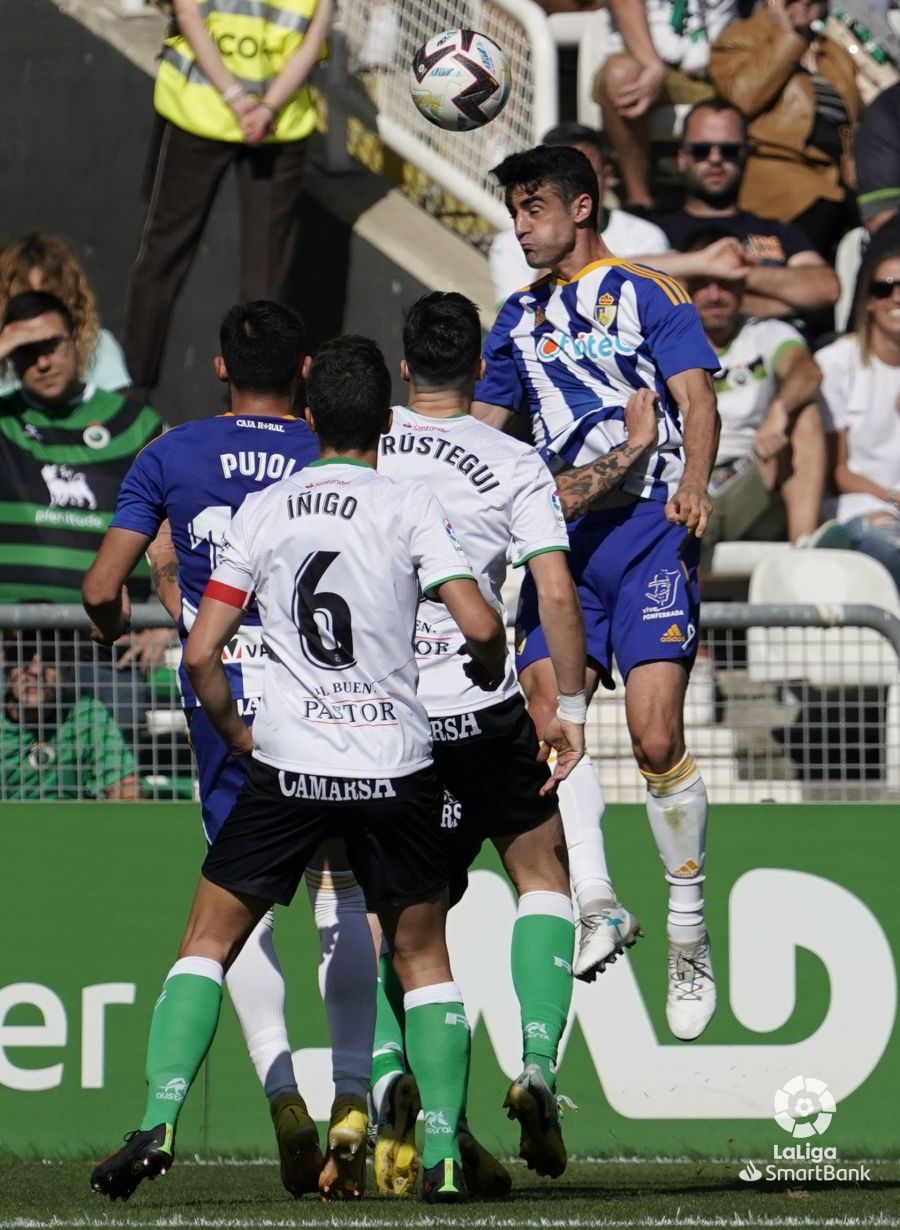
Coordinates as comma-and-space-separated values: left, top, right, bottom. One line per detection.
404, 484, 476, 597
206, 501, 256, 607
508, 451, 570, 567
816, 342, 851, 433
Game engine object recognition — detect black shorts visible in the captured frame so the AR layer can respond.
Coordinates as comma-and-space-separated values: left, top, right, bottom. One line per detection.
429, 695, 557, 903
202, 758, 447, 913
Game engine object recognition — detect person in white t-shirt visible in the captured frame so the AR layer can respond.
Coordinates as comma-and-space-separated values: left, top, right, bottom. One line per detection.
371, 292, 590, 1194
687, 232, 825, 556
816, 252, 900, 591
90, 337, 513, 1208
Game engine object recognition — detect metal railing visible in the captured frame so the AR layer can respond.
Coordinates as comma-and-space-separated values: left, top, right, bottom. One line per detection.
585, 603, 900, 804
1, 603, 898, 804
335, 0, 557, 230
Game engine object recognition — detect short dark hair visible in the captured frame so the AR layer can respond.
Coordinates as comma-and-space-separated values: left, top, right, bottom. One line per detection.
306, 335, 391, 451
542, 122, 608, 160
403, 292, 482, 393
219, 301, 306, 394
491, 145, 599, 227
682, 98, 748, 142
3, 290, 75, 333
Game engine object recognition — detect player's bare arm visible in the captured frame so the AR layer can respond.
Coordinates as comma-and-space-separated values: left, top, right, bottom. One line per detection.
527, 550, 587, 788
436, 577, 508, 690
83, 526, 152, 644
147, 519, 182, 623
184, 596, 254, 759
471, 400, 516, 431
664, 368, 720, 539
555, 388, 660, 519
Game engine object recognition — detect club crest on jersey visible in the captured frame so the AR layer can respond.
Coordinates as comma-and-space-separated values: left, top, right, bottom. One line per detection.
83, 423, 111, 449
595, 292, 617, 328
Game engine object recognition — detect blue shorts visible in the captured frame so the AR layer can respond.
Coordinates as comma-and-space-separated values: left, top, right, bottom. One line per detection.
515, 499, 700, 688
186, 706, 255, 843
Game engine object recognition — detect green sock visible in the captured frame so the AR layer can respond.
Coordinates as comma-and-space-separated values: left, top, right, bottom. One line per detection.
371, 954, 407, 1092
140, 967, 223, 1131
511, 908, 575, 1093
404, 992, 470, 1168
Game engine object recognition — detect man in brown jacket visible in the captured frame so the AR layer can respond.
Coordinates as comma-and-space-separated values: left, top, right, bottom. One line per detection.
710, 0, 861, 254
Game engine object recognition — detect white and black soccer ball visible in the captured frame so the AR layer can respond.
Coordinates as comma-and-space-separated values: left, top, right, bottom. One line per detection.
410, 29, 511, 132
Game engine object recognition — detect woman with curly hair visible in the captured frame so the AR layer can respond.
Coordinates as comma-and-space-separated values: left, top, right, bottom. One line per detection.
0, 231, 130, 394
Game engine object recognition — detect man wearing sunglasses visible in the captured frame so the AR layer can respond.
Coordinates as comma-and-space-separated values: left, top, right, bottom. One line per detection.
655, 99, 839, 323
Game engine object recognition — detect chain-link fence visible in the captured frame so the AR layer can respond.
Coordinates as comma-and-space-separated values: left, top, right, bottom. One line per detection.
336, 0, 556, 230
586, 603, 900, 804
1, 602, 897, 804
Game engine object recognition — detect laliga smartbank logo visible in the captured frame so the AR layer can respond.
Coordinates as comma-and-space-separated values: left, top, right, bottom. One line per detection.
737, 1076, 871, 1184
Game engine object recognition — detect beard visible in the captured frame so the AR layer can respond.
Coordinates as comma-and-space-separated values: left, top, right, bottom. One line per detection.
686, 174, 741, 210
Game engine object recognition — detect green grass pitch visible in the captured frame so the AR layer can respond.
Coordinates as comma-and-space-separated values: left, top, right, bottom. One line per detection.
4, 1157, 899, 1228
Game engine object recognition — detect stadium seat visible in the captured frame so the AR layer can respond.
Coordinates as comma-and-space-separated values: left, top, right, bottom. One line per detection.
708, 541, 794, 580
748, 550, 900, 787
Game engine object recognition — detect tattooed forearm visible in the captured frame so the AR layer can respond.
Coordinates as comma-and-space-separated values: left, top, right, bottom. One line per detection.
151, 560, 181, 622
151, 561, 179, 590
556, 441, 648, 520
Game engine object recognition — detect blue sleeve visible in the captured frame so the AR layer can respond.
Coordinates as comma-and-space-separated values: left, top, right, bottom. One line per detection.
638, 280, 719, 380
474, 300, 525, 412
110, 438, 168, 536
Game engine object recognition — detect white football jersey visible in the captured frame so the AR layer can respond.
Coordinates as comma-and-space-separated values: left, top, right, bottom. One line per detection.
712, 317, 807, 463
206, 459, 475, 777
379, 408, 569, 717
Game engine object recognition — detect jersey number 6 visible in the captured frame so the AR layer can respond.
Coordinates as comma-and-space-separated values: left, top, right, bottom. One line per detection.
292, 551, 356, 671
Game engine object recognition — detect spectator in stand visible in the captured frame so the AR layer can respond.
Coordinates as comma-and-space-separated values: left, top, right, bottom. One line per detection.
655, 99, 839, 321
592, 0, 738, 208
0, 291, 168, 731
709, 0, 861, 258
0, 627, 139, 800
815, 251, 900, 590
122, 0, 332, 399
685, 231, 824, 560
0, 232, 130, 396
490, 122, 757, 307
838, 84, 900, 329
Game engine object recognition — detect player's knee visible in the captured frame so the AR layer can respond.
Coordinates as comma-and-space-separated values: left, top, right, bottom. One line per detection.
631, 727, 685, 776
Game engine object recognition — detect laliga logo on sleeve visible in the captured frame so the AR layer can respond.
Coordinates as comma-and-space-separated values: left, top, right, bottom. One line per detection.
774, 1075, 836, 1138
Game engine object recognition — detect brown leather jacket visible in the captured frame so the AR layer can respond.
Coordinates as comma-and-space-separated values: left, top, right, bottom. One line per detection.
709, 6, 862, 220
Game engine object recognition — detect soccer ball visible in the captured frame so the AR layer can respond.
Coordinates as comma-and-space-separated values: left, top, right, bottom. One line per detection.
410, 29, 511, 132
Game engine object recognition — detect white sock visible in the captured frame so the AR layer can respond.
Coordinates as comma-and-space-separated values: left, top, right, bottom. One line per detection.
306, 867, 376, 1101
225, 910, 298, 1100
642, 753, 708, 942
557, 755, 616, 913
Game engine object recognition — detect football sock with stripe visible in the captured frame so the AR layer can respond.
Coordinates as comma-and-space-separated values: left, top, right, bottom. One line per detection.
141, 956, 223, 1131
557, 755, 616, 912
224, 910, 298, 1100
511, 891, 575, 1092
642, 753, 708, 942
305, 868, 376, 1100
404, 982, 470, 1168
371, 949, 408, 1118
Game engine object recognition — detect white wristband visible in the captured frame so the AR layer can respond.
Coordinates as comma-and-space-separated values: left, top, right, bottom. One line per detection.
557, 690, 587, 724
221, 82, 245, 105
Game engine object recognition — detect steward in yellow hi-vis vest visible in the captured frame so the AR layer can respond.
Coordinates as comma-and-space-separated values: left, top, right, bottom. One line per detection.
122, 0, 331, 397
155, 0, 323, 142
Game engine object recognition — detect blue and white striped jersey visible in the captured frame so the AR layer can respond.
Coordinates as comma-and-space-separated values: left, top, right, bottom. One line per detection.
475, 259, 719, 503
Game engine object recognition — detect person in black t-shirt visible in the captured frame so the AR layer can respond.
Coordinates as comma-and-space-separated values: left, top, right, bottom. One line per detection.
654, 99, 839, 322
